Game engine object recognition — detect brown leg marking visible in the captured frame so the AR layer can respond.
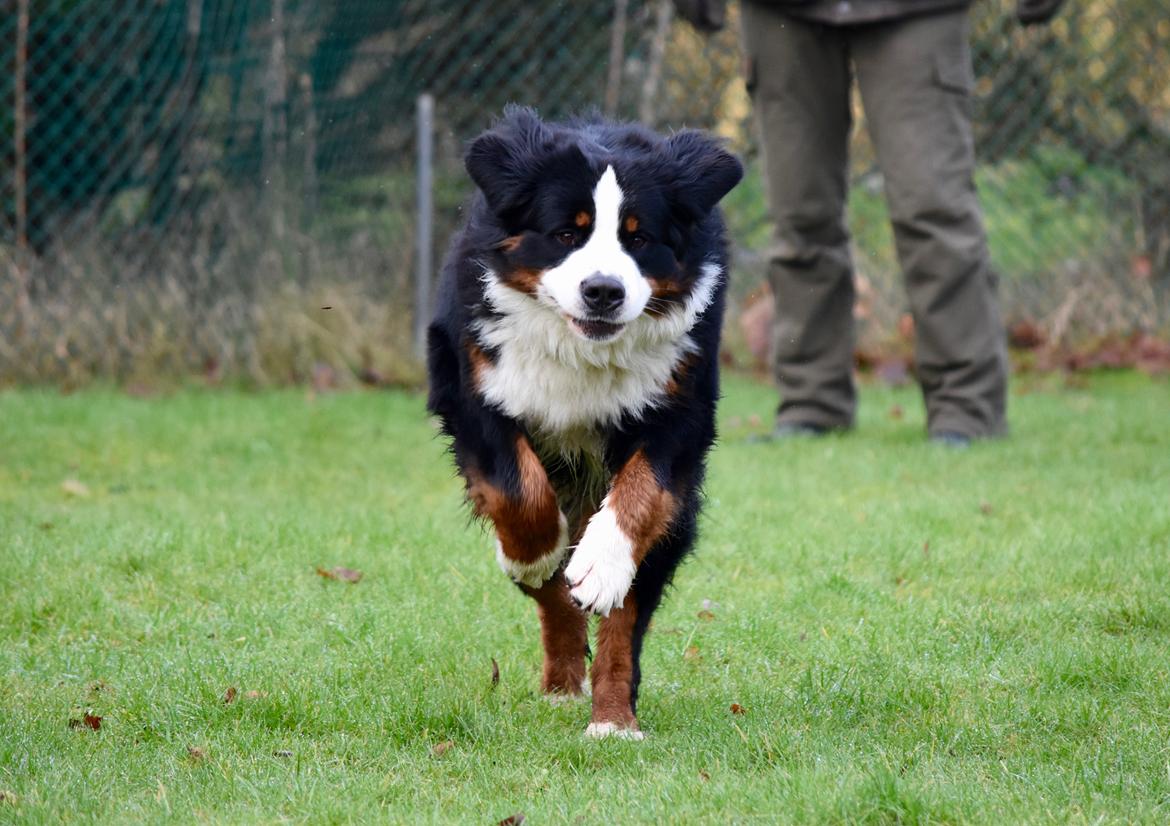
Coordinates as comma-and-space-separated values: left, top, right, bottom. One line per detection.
609, 450, 677, 567
466, 435, 561, 564
589, 591, 640, 731
520, 576, 588, 695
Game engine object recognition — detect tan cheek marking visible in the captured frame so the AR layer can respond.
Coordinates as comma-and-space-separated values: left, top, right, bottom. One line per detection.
644, 277, 690, 316
608, 450, 676, 564
501, 267, 545, 295
624, 215, 639, 233
575, 211, 591, 228
466, 436, 561, 564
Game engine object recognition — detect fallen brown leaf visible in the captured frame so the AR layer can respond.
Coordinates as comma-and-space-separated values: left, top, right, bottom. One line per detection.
187, 746, 206, 761
69, 713, 102, 731
684, 645, 701, 661
491, 658, 500, 688
223, 686, 238, 704
432, 740, 454, 757
730, 703, 746, 715
698, 770, 710, 782
273, 750, 293, 758
316, 566, 363, 584
697, 610, 715, 621
498, 814, 526, 826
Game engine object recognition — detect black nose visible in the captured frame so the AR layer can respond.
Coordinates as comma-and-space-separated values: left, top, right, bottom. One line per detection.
580, 274, 625, 316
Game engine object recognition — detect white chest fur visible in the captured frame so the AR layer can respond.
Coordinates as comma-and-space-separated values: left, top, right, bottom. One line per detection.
473, 263, 720, 436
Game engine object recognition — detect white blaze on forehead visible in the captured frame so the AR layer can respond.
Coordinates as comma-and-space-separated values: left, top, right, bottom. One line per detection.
591, 166, 624, 242
540, 165, 650, 325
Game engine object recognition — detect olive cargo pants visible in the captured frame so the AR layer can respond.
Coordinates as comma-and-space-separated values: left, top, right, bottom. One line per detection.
740, 5, 1008, 437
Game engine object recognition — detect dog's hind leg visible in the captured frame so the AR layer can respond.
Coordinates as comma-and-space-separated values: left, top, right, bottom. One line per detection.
518, 576, 588, 697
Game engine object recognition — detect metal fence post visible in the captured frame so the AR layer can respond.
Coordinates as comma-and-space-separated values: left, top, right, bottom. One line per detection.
414, 93, 435, 362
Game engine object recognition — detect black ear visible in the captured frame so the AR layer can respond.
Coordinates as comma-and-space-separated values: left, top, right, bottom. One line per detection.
465, 107, 554, 217
665, 130, 744, 219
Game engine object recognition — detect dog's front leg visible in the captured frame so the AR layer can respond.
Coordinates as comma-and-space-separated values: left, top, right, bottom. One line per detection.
465, 433, 568, 588
564, 449, 676, 617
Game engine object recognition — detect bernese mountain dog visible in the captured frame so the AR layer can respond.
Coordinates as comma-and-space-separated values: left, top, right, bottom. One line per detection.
427, 106, 742, 739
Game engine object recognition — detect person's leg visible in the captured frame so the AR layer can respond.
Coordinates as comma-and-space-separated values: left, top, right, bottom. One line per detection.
852, 10, 1008, 438
740, 4, 857, 430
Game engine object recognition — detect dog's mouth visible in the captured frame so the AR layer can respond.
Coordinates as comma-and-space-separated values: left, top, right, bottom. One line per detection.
568, 317, 625, 341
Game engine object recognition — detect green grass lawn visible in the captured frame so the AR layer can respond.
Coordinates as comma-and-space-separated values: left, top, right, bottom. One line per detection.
2, 373, 1169, 824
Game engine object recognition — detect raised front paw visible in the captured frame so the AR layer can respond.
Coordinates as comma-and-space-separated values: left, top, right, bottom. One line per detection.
496, 512, 569, 587
564, 506, 635, 616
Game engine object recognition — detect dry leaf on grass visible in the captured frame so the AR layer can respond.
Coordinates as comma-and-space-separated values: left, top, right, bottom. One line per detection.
245, 690, 268, 699
187, 746, 206, 761
491, 658, 500, 688
697, 610, 715, 621
498, 814, 526, 825
684, 645, 701, 661
431, 740, 454, 757
222, 686, 238, 704
273, 750, 293, 758
698, 770, 710, 782
730, 703, 746, 715
69, 713, 102, 731
316, 566, 363, 584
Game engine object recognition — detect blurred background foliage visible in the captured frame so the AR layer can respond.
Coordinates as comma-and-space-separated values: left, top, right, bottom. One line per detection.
1, 0, 1168, 386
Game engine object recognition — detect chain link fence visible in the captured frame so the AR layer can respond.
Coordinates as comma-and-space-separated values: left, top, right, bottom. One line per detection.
2, 0, 1168, 385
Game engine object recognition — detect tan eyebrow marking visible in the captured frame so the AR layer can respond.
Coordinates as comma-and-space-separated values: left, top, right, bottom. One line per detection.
575, 211, 591, 227
624, 215, 639, 233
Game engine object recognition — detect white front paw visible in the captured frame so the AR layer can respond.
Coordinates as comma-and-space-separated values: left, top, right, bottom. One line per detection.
564, 505, 636, 616
495, 512, 569, 587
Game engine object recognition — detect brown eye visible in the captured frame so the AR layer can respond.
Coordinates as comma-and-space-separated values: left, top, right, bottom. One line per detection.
555, 230, 578, 247
627, 234, 648, 251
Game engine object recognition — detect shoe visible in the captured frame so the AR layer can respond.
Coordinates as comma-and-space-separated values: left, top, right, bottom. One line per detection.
929, 430, 971, 448
748, 422, 830, 443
